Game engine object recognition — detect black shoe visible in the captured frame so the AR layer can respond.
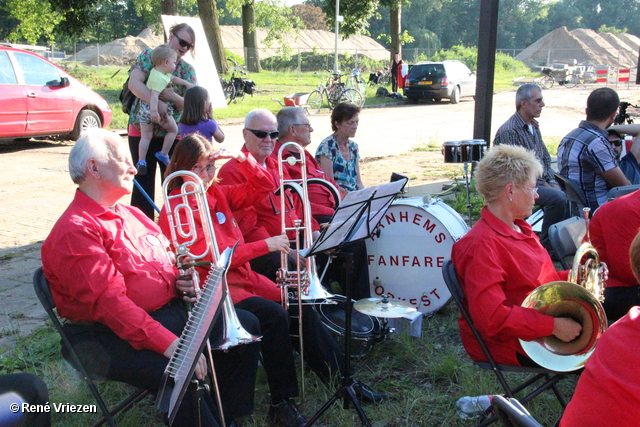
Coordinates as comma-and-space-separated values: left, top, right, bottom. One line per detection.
353, 381, 388, 404
267, 399, 307, 427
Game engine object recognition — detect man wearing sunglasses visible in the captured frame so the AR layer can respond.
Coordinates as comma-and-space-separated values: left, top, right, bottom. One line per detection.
558, 88, 640, 210
127, 23, 197, 219
218, 109, 387, 406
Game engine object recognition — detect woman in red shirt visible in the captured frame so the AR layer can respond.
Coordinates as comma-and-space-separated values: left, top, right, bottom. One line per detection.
452, 144, 582, 366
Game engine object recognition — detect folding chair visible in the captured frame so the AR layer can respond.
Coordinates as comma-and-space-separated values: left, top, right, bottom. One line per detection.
491, 395, 543, 427
442, 260, 567, 426
606, 184, 640, 201
33, 267, 149, 427
553, 173, 587, 217
547, 216, 586, 270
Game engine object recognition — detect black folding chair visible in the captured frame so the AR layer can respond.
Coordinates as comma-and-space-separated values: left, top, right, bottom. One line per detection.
553, 173, 587, 217
33, 267, 149, 427
491, 395, 544, 427
606, 184, 640, 201
547, 216, 586, 270
442, 259, 567, 426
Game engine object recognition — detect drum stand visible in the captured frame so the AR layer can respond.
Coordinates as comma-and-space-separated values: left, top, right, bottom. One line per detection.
463, 161, 473, 225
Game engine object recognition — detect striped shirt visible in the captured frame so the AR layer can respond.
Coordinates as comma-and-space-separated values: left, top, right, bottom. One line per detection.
557, 120, 618, 210
493, 112, 555, 184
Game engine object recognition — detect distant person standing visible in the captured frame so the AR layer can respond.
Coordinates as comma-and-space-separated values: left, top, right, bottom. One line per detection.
390, 52, 401, 92
493, 83, 566, 255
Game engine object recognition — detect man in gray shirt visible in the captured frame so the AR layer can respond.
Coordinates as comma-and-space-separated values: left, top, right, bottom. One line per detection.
494, 83, 566, 254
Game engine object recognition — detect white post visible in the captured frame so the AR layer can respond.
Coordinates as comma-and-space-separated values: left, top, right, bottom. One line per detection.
334, 0, 340, 74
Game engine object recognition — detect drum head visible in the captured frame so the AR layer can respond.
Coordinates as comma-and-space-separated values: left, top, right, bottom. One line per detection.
366, 197, 470, 315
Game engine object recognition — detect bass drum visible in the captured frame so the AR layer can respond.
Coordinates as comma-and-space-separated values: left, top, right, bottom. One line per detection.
314, 296, 386, 358
366, 197, 470, 315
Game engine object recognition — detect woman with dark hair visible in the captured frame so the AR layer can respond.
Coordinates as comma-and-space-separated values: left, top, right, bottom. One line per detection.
315, 102, 364, 194
128, 22, 198, 219
179, 86, 225, 143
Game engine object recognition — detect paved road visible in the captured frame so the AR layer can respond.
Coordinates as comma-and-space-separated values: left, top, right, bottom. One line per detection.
0, 86, 636, 349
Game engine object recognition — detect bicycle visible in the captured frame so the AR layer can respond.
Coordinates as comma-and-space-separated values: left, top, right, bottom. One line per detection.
346, 68, 367, 101
561, 72, 585, 89
540, 68, 556, 90
222, 59, 256, 104
368, 67, 390, 87
306, 72, 364, 115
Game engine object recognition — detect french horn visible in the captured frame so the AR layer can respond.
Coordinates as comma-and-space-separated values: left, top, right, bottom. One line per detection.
519, 208, 607, 372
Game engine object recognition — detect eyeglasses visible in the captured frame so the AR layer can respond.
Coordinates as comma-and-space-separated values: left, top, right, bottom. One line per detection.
173, 33, 193, 50
192, 164, 215, 174
609, 138, 622, 147
519, 186, 538, 196
246, 129, 279, 139
292, 123, 312, 129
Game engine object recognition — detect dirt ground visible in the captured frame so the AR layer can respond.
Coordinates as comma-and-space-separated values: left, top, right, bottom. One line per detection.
1, 84, 639, 350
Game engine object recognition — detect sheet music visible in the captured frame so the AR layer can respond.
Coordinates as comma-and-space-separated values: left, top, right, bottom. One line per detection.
304, 179, 407, 255
155, 244, 235, 424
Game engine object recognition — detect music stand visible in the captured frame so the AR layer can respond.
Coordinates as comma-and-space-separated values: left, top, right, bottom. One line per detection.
156, 245, 235, 426
303, 178, 407, 426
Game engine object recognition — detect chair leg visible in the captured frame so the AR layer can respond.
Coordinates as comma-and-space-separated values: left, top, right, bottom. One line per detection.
90, 388, 150, 427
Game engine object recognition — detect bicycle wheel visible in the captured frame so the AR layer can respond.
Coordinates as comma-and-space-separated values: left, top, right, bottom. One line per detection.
223, 82, 236, 104
234, 82, 245, 104
340, 88, 364, 108
564, 75, 579, 89
540, 75, 554, 90
379, 73, 390, 86
306, 90, 323, 115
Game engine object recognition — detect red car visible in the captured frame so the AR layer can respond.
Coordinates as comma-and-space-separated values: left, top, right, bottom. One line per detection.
0, 44, 112, 140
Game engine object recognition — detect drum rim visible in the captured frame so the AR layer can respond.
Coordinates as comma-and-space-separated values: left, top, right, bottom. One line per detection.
316, 296, 380, 337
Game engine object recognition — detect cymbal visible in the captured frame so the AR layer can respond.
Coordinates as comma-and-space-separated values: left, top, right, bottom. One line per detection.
354, 297, 417, 318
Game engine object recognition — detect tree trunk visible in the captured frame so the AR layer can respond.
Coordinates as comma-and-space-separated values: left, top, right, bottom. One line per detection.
242, 1, 261, 72
161, 0, 178, 16
389, 4, 401, 61
197, 0, 228, 74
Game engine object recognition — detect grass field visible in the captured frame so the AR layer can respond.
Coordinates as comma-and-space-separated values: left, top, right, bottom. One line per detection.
62, 63, 535, 129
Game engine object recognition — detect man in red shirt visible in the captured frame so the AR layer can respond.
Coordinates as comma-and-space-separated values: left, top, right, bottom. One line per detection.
274, 106, 372, 300
41, 128, 260, 427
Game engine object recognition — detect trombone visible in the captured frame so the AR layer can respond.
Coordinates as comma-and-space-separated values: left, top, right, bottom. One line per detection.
276, 142, 336, 399
162, 171, 261, 351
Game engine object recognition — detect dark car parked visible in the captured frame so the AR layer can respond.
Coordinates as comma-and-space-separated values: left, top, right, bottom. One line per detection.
404, 60, 476, 104
0, 44, 112, 141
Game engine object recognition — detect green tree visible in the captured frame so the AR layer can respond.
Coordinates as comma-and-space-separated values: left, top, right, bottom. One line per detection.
291, 3, 327, 30
6, 0, 62, 43
199, 0, 229, 73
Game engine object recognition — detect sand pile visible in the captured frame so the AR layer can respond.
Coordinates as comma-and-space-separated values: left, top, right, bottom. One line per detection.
74, 25, 388, 66
515, 26, 640, 68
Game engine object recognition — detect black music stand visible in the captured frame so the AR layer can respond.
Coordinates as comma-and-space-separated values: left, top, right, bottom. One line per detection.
156, 245, 235, 426
303, 178, 407, 426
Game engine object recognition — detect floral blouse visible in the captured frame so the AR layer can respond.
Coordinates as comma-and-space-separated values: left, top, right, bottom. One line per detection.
127, 49, 197, 136
315, 134, 360, 192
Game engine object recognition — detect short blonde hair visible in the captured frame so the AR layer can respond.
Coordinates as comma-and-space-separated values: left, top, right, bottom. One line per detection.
475, 144, 542, 203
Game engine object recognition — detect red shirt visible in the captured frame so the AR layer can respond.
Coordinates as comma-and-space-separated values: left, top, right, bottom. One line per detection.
217, 144, 319, 241
560, 307, 640, 427
451, 206, 558, 366
590, 191, 640, 288
158, 158, 281, 303
273, 141, 340, 218
41, 190, 179, 354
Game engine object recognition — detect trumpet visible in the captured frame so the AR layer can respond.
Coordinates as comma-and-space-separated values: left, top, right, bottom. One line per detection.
520, 207, 607, 372
162, 171, 261, 351
276, 142, 336, 399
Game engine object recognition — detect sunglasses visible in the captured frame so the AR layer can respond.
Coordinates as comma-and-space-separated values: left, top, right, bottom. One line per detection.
173, 33, 193, 50
246, 129, 279, 139
609, 138, 622, 147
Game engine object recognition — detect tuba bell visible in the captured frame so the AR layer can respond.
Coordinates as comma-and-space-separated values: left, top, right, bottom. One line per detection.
162, 171, 261, 351
519, 208, 607, 372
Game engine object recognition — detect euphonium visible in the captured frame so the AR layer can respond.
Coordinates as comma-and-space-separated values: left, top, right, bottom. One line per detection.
162, 171, 261, 352
519, 207, 607, 372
